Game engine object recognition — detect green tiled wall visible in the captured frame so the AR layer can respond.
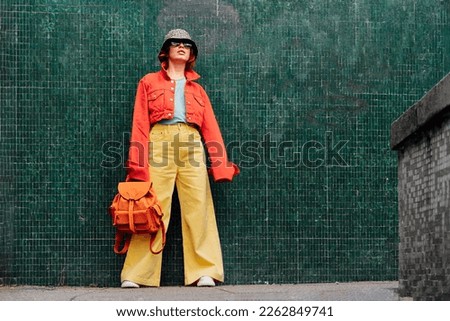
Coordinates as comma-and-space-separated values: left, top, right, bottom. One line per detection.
1, 0, 449, 286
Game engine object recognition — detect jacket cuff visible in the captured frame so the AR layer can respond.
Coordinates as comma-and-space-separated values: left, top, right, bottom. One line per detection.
209, 162, 240, 182
126, 164, 149, 182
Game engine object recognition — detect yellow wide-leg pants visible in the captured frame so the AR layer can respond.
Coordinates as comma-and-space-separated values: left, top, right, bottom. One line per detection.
120, 123, 224, 286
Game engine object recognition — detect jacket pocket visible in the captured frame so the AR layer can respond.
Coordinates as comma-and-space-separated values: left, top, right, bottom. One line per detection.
186, 93, 205, 121
148, 89, 165, 111
192, 94, 205, 108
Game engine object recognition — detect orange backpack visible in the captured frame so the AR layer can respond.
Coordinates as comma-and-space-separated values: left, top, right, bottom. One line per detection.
108, 181, 166, 255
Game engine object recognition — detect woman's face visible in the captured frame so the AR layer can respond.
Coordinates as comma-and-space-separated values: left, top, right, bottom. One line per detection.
168, 41, 192, 65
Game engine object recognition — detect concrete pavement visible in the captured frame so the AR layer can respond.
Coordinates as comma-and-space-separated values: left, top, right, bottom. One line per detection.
0, 281, 402, 301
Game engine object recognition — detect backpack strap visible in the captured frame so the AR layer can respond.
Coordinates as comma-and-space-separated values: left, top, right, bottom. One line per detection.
113, 231, 131, 255
127, 200, 136, 233
114, 228, 165, 255
149, 221, 166, 254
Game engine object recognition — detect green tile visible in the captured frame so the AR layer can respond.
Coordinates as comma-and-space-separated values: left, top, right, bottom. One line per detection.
1, 0, 448, 286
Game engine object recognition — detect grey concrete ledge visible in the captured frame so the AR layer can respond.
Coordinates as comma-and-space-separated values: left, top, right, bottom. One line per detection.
390, 72, 450, 150
0, 281, 399, 301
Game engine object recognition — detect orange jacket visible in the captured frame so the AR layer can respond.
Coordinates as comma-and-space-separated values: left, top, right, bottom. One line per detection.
127, 68, 239, 182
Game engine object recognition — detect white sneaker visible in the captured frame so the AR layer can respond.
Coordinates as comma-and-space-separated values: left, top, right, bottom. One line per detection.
121, 280, 140, 288
197, 276, 215, 287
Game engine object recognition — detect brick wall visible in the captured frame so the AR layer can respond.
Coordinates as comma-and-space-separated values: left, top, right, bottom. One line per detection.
391, 73, 450, 300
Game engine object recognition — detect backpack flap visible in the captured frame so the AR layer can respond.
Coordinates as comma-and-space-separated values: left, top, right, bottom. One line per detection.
117, 181, 152, 200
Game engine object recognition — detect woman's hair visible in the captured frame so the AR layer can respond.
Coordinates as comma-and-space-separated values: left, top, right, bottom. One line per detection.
158, 42, 196, 70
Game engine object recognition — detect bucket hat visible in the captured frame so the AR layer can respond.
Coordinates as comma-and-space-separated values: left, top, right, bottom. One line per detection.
161, 29, 198, 58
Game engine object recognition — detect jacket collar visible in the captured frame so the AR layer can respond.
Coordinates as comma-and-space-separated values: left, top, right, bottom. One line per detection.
160, 67, 200, 82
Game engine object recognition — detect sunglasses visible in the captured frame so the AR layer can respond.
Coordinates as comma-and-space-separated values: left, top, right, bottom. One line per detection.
170, 41, 193, 49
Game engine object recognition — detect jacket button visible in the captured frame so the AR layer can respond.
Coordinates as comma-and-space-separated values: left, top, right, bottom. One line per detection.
168, 113, 172, 116
170, 98, 173, 101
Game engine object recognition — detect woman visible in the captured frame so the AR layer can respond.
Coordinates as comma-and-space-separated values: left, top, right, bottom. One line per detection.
120, 29, 239, 287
